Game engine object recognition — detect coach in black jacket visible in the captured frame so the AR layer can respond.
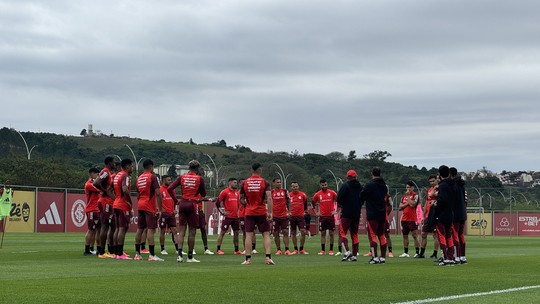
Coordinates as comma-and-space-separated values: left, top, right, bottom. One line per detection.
337, 169, 363, 261
435, 165, 456, 265
360, 167, 389, 264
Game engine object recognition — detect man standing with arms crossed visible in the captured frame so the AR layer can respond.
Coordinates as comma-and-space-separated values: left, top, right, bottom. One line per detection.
134, 159, 163, 261
313, 179, 338, 255
112, 158, 134, 260
93, 156, 116, 258
360, 167, 389, 264
215, 178, 242, 255
168, 160, 207, 263
337, 170, 363, 262
271, 178, 292, 255
240, 163, 274, 265
399, 181, 421, 258
420, 175, 440, 259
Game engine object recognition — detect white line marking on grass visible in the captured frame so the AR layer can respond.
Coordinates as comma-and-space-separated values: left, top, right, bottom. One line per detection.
393, 285, 540, 304
11, 251, 38, 254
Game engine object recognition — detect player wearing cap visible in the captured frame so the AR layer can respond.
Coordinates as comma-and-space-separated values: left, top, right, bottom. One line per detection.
167, 160, 207, 263
312, 179, 338, 255
398, 181, 421, 258
240, 163, 274, 265
337, 170, 363, 262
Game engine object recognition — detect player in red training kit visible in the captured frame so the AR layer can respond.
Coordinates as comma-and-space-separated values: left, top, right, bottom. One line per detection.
420, 175, 440, 259
271, 178, 291, 255
93, 156, 117, 258
84, 168, 101, 256
215, 178, 242, 255
312, 179, 338, 255
112, 159, 134, 260
134, 159, 163, 261
289, 182, 309, 255
159, 175, 178, 255
398, 181, 420, 258
167, 160, 206, 263
240, 163, 274, 265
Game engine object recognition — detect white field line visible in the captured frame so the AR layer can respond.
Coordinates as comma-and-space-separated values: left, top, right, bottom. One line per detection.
393, 285, 540, 304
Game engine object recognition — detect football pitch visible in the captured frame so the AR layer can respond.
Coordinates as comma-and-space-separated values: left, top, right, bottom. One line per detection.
0, 233, 539, 304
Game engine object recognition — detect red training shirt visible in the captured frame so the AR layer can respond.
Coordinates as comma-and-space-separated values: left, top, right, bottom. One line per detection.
137, 171, 160, 213
401, 191, 418, 222
113, 171, 131, 212
218, 187, 240, 219
272, 188, 288, 218
290, 190, 308, 217
312, 189, 337, 217
241, 175, 270, 216
85, 179, 101, 213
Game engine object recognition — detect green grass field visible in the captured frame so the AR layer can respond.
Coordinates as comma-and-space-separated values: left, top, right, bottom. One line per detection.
0, 233, 539, 304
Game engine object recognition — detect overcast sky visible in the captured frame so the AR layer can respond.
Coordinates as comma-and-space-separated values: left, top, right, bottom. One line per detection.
2, 0, 539, 173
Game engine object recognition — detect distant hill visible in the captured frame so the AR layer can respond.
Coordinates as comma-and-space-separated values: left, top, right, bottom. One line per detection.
2, 127, 538, 211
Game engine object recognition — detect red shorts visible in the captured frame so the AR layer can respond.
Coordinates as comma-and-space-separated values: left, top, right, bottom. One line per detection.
138, 210, 158, 230
178, 200, 199, 228
114, 209, 131, 229
100, 203, 114, 226
244, 215, 271, 233
159, 212, 176, 229
290, 216, 306, 232
319, 216, 335, 231
273, 217, 289, 232
401, 221, 418, 235
86, 212, 101, 230
221, 217, 241, 232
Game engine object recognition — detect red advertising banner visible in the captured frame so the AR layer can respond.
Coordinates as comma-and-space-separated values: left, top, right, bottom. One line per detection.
66, 193, 87, 233
36, 192, 66, 232
517, 213, 540, 236
493, 213, 516, 236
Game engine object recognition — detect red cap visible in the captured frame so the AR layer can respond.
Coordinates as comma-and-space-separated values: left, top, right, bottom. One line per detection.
346, 170, 358, 178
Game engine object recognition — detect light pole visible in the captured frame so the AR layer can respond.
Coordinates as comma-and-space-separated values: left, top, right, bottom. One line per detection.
124, 144, 141, 175
113, 154, 122, 162
14, 129, 38, 160
480, 193, 493, 209
274, 163, 291, 190
327, 169, 343, 192
205, 154, 223, 188
471, 187, 482, 208
518, 193, 530, 205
